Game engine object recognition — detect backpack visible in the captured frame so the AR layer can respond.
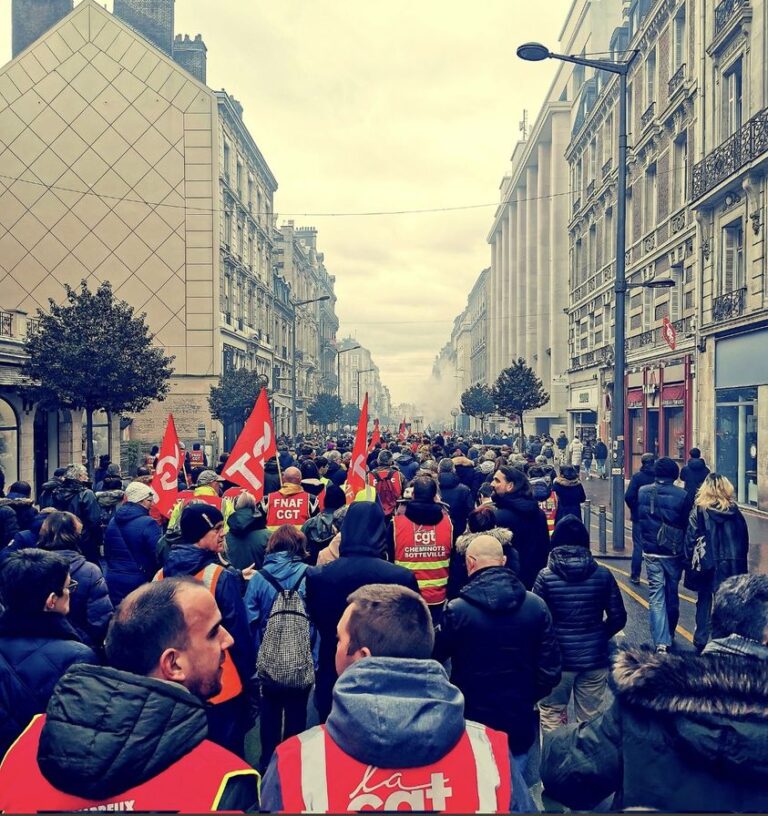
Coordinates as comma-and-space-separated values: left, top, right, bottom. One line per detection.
650, 486, 685, 557
530, 477, 551, 502
372, 469, 401, 517
256, 570, 314, 690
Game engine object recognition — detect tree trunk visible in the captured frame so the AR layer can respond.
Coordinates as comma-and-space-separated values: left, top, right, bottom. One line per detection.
519, 412, 525, 452
85, 406, 95, 479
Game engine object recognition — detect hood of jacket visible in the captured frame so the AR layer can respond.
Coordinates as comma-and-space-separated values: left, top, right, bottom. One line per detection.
113, 501, 149, 525
396, 451, 415, 466
404, 500, 445, 526
326, 657, 465, 768
262, 550, 307, 584
685, 458, 709, 474
548, 545, 597, 582
339, 501, 388, 558
96, 489, 124, 509
458, 565, 526, 613
51, 480, 84, 505
38, 664, 208, 800
703, 505, 739, 524
438, 472, 461, 491
455, 526, 512, 556
227, 506, 265, 535
493, 491, 541, 517
554, 476, 581, 487
301, 479, 324, 497
613, 648, 768, 780
0, 497, 34, 511
163, 541, 216, 577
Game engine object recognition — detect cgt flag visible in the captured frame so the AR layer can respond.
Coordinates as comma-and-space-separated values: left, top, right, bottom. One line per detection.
368, 418, 381, 452
150, 414, 181, 518
221, 388, 276, 500
346, 393, 369, 500
398, 419, 407, 442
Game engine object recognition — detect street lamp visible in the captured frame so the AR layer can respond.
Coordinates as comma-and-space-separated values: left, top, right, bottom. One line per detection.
356, 367, 375, 408
290, 295, 330, 440
336, 345, 361, 404
517, 42, 636, 552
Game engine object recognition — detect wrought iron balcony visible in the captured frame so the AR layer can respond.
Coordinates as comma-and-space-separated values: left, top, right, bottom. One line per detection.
715, 0, 748, 38
602, 158, 613, 179
0, 312, 13, 338
692, 107, 768, 199
712, 287, 746, 322
641, 102, 656, 130
668, 64, 686, 96
625, 329, 655, 352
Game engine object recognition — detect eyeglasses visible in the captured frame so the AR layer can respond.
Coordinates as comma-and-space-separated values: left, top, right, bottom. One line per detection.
66, 580, 78, 594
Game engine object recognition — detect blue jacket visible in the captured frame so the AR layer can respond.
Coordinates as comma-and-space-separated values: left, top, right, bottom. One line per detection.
104, 503, 162, 606
637, 479, 689, 555
244, 551, 317, 666
163, 543, 254, 684
0, 612, 97, 757
396, 452, 419, 482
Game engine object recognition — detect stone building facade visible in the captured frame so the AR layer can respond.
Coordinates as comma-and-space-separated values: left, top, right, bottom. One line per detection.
337, 337, 389, 422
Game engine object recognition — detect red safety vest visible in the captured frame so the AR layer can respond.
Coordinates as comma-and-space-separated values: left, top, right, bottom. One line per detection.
189, 449, 206, 468
274, 722, 510, 813
154, 564, 242, 705
266, 491, 311, 531
0, 715, 258, 814
393, 513, 453, 605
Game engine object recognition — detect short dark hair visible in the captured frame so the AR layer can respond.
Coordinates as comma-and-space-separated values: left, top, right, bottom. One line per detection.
689, 448, 701, 459
497, 466, 531, 496
315, 456, 328, 469
38, 511, 82, 553
711, 574, 768, 642
467, 506, 497, 533
477, 483, 493, 500
0, 549, 69, 615
654, 456, 680, 481
7, 481, 31, 497
412, 474, 438, 502
105, 578, 198, 676
346, 584, 434, 659
267, 524, 309, 558
300, 460, 320, 480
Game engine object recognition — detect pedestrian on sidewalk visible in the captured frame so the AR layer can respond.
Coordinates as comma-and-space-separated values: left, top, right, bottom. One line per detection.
552, 466, 587, 526
568, 436, 584, 471
681, 448, 710, 505
581, 439, 594, 479
624, 453, 656, 584
594, 439, 608, 479
555, 431, 569, 466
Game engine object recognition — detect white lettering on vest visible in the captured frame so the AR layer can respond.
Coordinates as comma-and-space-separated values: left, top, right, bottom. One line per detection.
347, 767, 452, 812
77, 801, 136, 812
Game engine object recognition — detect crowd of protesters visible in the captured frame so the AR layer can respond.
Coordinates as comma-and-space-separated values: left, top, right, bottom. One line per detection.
0, 428, 763, 813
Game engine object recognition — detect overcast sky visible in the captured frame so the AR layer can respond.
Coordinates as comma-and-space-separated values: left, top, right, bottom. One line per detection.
1, 0, 571, 407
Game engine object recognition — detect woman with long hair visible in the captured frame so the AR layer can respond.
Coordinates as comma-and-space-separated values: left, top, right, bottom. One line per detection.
686, 473, 749, 652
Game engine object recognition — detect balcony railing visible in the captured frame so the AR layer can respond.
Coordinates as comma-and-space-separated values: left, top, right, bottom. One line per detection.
572, 262, 614, 304
0, 312, 13, 338
712, 287, 747, 322
715, 0, 748, 38
668, 63, 686, 95
602, 158, 613, 179
641, 102, 656, 130
625, 316, 693, 351
692, 107, 768, 199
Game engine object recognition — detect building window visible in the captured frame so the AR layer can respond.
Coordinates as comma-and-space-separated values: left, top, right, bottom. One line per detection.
642, 285, 655, 332
672, 132, 688, 210
247, 177, 254, 211
645, 47, 657, 108
589, 225, 597, 275
236, 161, 243, 198
673, 6, 686, 70
722, 58, 743, 138
0, 398, 18, 485
574, 239, 584, 286
644, 164, 657, 234
604, 114, 614, 164
715, 387, 757, 506
589, 139, 597, 183
604, 208, 613, 261
223, 141, 230, 180
721, 218, 745, 294
223, 209, 232, 249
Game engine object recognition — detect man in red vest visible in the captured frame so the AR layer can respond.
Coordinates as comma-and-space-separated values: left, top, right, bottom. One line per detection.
0, 578, 259, 813
260, 583, 533, 813
394, 475, 453, 625
262, 466, 319, 532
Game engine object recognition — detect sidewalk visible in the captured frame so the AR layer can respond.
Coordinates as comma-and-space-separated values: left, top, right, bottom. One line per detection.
581, 475, 767, 574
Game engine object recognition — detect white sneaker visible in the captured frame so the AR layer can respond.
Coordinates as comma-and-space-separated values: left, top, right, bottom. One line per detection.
656, 645, 669, 654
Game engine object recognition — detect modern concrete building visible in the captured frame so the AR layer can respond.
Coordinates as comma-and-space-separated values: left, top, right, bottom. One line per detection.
468, 267, 489, 387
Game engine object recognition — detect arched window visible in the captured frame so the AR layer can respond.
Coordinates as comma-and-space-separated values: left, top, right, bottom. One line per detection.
0, 398, 19, 485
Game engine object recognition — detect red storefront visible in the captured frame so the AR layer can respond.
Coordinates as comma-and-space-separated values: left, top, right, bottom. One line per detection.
625, 355, 693, 476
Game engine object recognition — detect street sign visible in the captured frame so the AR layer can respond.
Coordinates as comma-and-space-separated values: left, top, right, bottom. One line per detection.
661, 316, 677, 350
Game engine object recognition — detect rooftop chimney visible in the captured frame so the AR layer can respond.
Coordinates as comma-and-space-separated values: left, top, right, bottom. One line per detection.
12, 0, 73, 58
113, 0, 175, 56
173, 33, 207, 84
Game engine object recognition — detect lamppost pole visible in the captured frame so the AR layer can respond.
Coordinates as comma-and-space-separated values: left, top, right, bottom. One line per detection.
290, 295, 330, 440
357, 367, 375, 409
336, 345, 361, 403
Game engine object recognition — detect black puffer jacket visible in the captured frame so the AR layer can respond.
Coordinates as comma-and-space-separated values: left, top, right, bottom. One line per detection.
492, 492, 551, 589
542, 647, 768, 812
681, 457, 710, 499
552, 477, 586, 524
624, 461, 656, 522
0, 497, 36, 532
436, 566, 561, 755
637, 479, 689, 555
533, 546, 626, 671
437, 472, 474, 538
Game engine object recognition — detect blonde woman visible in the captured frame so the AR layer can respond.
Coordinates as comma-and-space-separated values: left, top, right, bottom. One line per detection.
685, 473, 749, 652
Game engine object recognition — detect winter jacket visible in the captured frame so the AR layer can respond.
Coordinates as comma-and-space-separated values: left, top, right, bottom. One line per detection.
552, 477, 586, 524
532, 546, 626, 671
46, 480, 103, 562
225, 507, 269, 570
261, 656, 535, 813
305, 503, 419, 720
95, 489, 124, 529
436, 566, 561, 755
0, 664, 259, 811
37, 478, 61, 509
637, 478, 689, 555
316, 534, 340, 566
448, 527, 520, 599
6, 511, 47, 553
685, 504, 749, 588
581, 443, 594, 463
264, 460, 282, 496
325, 460, 347, 488
244, 551, 316, 664
163, 543, 254, 685
681, 457, 710, 499
541, 647, 768, 812
0, 496, 36, 532
624, 461, 656, 522
492, 492, 551, 589
569, 440, 584, 466
103, 503, 162, 606
0, 505, 19, 547
0, 612, 97, 757
452, 455, 477, 491
437, 472, 474, 538
301, 510, 336, 565
594, 441, 608, 461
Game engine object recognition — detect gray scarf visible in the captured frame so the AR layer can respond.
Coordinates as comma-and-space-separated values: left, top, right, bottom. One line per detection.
703, 633, 768, 661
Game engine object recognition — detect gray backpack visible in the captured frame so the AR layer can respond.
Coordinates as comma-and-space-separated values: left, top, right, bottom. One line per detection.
256, 571, 314, 690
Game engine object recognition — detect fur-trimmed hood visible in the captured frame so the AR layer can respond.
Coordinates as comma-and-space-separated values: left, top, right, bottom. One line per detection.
612, 648, 768, 777
455, 526, 512, 556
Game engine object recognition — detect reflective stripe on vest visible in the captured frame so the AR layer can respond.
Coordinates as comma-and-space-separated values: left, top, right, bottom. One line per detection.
393, 514, 453, 605
0, 715, 259, 813
276, 723, 510, 813
153, 564, 242, 704
266, 491, 311, 531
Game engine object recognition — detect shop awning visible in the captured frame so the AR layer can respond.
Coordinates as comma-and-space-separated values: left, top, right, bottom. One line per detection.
662, 384, 686, 407
627, 389, 644, 408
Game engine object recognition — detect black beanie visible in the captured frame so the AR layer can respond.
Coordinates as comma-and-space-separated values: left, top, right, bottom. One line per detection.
324, 484, 346, 512
551, 514, 590, 549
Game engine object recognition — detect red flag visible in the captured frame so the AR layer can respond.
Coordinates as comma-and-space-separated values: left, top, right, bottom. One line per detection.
221, 388, 277, 500
150, 414, 181, 518
398, 419, 407, 442
368, 418, 381, 452
346, 394, 369, 499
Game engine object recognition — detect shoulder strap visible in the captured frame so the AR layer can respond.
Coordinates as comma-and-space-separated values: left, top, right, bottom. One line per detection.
260, 569, 284, 594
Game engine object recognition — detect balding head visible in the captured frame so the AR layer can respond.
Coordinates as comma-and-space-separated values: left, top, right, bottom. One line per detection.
283, 466, 302, 485
466, 535, 506, 575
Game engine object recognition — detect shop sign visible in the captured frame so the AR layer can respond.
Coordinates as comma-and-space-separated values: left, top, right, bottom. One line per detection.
569, 385, 598, 411
661, 384, 686, 407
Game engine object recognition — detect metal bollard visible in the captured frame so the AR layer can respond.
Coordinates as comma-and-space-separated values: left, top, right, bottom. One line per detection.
598, 505, 607, 554
582, 500, 591, 536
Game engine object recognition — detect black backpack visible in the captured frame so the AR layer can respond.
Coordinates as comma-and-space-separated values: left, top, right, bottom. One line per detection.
650, 486, 685, 556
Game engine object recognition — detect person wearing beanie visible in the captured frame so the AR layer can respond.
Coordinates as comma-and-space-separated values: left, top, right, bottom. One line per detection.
301, 483, 346, 565
225, 490, 269, 571
637, 456, 689, 653
161, 503, 254, 757
533, 515, 626, 731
